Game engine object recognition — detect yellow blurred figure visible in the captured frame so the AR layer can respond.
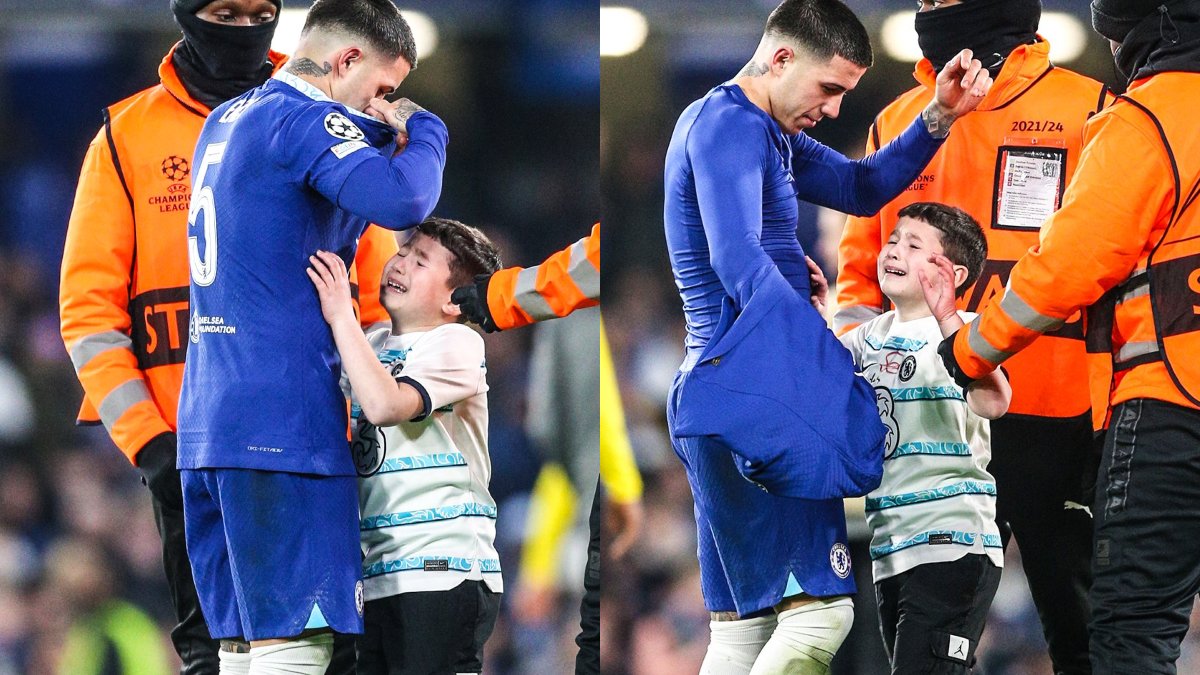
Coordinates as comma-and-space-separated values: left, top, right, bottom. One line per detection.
519, 317, 642, 673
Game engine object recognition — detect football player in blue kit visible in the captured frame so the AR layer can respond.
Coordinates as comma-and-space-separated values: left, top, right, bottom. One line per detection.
663, 0, 992, 671
176, 1, 447, 672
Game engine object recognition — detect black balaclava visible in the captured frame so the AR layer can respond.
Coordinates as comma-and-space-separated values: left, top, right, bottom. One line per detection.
1094, 0, 1200, 85
915, 0, 1042, 76
1091, 0, 1163, 42
171, 0, 282, 110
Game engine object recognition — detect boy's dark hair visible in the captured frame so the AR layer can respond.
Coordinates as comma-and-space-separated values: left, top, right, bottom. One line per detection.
303, 0, 419, 67
416, 217, 502, 291
765, 0, 873, 68
897, 202, 987, 295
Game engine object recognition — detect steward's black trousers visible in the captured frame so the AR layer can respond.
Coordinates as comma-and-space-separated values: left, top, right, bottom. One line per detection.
990, 412, 1096, 675
576, 481, 601, 674
1089, 399, 1200, 674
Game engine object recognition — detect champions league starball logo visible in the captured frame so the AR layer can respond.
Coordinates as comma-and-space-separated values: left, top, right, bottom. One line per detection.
324, 112, 365, 142
161, 155, 190, 182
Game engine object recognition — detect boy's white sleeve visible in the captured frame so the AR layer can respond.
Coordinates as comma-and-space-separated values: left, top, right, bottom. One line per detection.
341, 327, 389, 398
838, 324, 865, 366
396, 324, 487, 421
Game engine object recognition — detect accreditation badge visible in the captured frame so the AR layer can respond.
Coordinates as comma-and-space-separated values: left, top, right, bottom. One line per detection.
992, 140, 1067, 231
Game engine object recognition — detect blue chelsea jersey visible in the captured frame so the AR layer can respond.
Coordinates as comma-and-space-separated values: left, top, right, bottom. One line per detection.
663, 84, 942, 360
177, 72, 446, 475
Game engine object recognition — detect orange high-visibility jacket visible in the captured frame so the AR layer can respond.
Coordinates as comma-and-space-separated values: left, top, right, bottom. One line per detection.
59, 46, 398, 465
487, 222, 600, 331
948, 71, 1200, 430
836, 40, 1109, 419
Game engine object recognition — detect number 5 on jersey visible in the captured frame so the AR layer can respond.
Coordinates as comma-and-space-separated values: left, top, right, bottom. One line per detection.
188, 142, 227, 287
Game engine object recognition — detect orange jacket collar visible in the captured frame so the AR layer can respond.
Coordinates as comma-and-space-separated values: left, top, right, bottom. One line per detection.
913, 38, 1053, 112
158, 41, 290, 115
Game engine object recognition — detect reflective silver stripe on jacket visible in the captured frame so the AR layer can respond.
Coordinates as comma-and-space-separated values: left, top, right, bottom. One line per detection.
1118, 281, 1150, 306
1115, 340, 1159, 365
69, 330, 133, 373
513, 267, 557, 321
98, 378, 152, 432
566, 237, 599, 300
966, 318, 1013, 365
999, 289, 1064, 334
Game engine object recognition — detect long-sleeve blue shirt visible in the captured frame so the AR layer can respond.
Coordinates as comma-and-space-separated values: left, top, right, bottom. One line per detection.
179, 72, 447, 476
664, 83, 944, 363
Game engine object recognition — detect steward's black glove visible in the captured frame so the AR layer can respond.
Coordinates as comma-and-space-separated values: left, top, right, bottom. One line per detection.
451, 274, 500, 333
137, 432, 183, 511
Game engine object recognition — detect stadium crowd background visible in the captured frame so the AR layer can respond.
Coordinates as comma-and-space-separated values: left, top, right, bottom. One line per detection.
601, 1, 1200, 673
0, 0, 598, 672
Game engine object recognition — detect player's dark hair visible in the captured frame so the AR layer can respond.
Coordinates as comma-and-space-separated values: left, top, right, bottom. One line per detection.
302, 0, 419, 67
765, 0, 873, 68
416, 217, 503, 291
897, 202, 987, 295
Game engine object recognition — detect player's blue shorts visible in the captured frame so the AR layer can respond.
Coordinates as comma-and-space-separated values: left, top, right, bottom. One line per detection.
182, 468, 364, 641
667, 370, 857, 616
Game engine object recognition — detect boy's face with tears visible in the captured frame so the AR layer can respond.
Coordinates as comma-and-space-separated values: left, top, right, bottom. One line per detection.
381, 232, 461, 331
878, 216, 967, 308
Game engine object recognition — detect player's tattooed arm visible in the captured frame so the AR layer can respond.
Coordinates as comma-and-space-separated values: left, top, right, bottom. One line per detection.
923, 48, 992, 138
738, 61, 769, 77
287, 58, 333, 77
921, 104, 954, 139
389, 98, 425, 130
365, 97, 427, 135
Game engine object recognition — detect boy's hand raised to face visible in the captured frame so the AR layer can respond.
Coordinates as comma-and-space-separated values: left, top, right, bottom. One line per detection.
918, 253, 959, 325
307, 250, 357, 328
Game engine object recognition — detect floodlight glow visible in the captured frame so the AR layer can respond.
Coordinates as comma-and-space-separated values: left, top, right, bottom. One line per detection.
1040, 12, 1087, 63
600, 6, 648, 58
880, 12, 923, 63
882, 11, 1088, 64
270, 8, 308, 57
271, 8, 438, 61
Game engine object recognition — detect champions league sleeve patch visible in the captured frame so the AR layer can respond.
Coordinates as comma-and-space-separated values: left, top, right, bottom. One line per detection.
324, 111, 365, 142
331, 140, 369, 159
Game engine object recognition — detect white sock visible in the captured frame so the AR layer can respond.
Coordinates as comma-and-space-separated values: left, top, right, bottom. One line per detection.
247, 633, 334, 675
218, 646, 252, 675
750, 596, 854, 675
700, 614, 778, 675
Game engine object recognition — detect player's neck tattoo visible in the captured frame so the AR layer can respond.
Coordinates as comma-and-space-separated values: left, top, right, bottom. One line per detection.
738, 61, 769, 77
287, 58, 333, 77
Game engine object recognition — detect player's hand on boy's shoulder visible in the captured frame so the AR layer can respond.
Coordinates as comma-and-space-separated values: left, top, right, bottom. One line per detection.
307, 250, 356, 327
